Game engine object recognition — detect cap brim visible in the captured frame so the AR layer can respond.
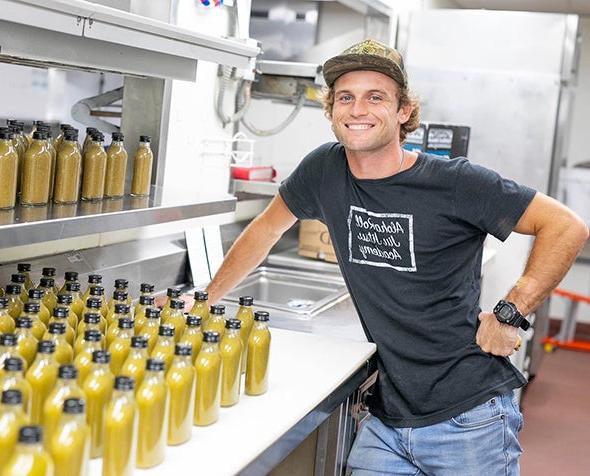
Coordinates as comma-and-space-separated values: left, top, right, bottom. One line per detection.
323, 53, 407, 88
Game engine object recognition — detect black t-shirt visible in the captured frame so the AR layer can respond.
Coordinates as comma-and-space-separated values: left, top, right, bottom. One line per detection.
279, 142, 537, 428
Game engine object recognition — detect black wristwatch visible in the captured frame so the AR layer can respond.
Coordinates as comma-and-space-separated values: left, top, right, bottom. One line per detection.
493, 300, 531, 331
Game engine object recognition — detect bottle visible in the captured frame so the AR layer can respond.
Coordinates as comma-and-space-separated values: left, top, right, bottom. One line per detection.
112, 279, 132, 305
103, 376, 137, 476
0, 297, 15, 334
43, 365, 85, 449
81, 274, 102, 304
246, 311, 271, 396
189, 291, 210, 328
36, 125, 57, 199
203, 304, 226, 338
63, 281, 84, 323
26, 340, 59, 424
139, 308, 161, 354
59, 271, 79, 295
106, 307, 132, 348
2, 425, 54, 476
74, 313, 104, 356
136, 358, 168, 468
82, 127, 98, 156
50, 304, 76, 345
120, 336, 148, 391
88, 285, 109, 321
179, 315, 203, 365
0, 333, 24, 375
53, 123, 72, 153
49, 398, 90, 476
220, 319, 243, 407
108, 318, 134, 375
134, 283, 154, 317
5, 284, 24, 320
0, 358, 31, 414
79, 298, 106, 335
235, 296, 255, 374
16, 264, 33, 292
21, 131, 51, 206
73, 330, 102, 386
20, 302, 47, 342
166, 344, 195, 446
163, 299, 185, 341
105, 290, 128, 326
43, 322, 74, 365
130, 135, 153, 197
193, 331, 222, 426
11, 273, 29, 303
150, 325, 175, 373
15, 317, 38, 369
38, 278, 57, 317
0, 128, 18, 209
83, 350, 114, 458
81, 132, 107, 201
53, 129, 82, 204
104, 132, 128, 199
27, 288, 51, 326
160, 288, 181, 322
133, 295, 155, 331
0, 389, 29, 463
41, 267, 59, 294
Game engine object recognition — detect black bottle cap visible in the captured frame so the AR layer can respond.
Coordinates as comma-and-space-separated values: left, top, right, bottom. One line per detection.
203, 331, 220, 343
174, 343, 192, 356
139, 295, 155, 306
48, 322, 66, 334
130, 336, 148, 349
32, 131, 46, 140
114, 376, 134, 391
167, 288, 181, 298
139, 135, 151, 143
86, 127, 97, 134
63, 398, 85, 415
210, 304, 225, 315
15, 317, 32, 329
0, 297, 8, 308
194, 291, 208, 301
113, 290, 128, 301
185, 315, 201, 327
111, 132, 124, 142
39, 277, 55, 288
158, 324, 174, 337
58, 364, 77, 380
17, 263, 31, 272
254, 311, 270, 322
0, 129, 12, 140
114, 303, 130, 314
36, 125, 52, 139
28, 289, 43, 300
60, 123, 72, 130
114, 278, 128, 289
239, 296, 254, 306
11, 274, 26, 284
38, 340, 56, 353
65, 282, 81, 292
170, 299, 185, 310
89, 286, 104, 296
140, 283, 154, 293
93, 132, 105, 142
23, 302, 40, 313
0, 333, 17, 346
88, 274, 102, 284
6, 284, 21, 295
64, 130, 78, 141
85, 298, 101, 309
18, 426, 43, 444
42, 267, 56, 277
4, 357, 23, 372
1, 389, 22, 405
83, 312, 101, 324
92, 350, 110, 364
225, 318, 242, 330
146, 358, 164, 371
52, 307, 69, 319
57, 294, 72, 305
145, 308, 161, 319
64, 271, 79, 281
118, 318, 133, 329
84, 329, 102, 342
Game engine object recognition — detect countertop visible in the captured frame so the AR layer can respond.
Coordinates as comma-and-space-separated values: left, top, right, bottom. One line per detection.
88, 328, 376, 476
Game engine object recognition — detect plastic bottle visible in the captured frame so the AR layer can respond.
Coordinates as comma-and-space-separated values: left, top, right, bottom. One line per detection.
112, 279, 132, 306
150, 325, 175, 373
1, 425, 54, 476
73, 330, 102, 386
5, 284, 24, 320
48, 306, 75, 346
0, 298, 15, 334
104, 133, 128, 198
15, 317, 38, 369
133, 295, 155, 331
193, 331, 221, 426
9, 273, 29, 303
134, 283, 154, 317
0, 333, 24, 375
27, 289, 50, 327
136, 358, 168, 468
106, 290, 128, 326
203, 304, 226, 338
139, 308, 160, 354
189, 292, 210, 328
166, 344, 195, 445
163, 299, 185, 342
130, 136, 153, 197
41, 267, 59, 294
81, 274, 102, 304
79, 297, 106, 335
220, 319, 243, 407
88, 286, 108, 322
81, 132, 107, 201
160, 288, 181, 323
63, 281, 84, 323
49, 398, 90, 476
0, 128, 19, 209
82, 127, 98, 156
106, 308, 132, 348
43, 322, 73, 365
21, 131, 51, 206
0, 358, 31, 415
59, 271, 79, 296
16, 264, 33, 292
235, 296, 255, 374
35, 125, 57, 199
26, 340, 59, 424
74, 313, 103, 355
245, 311, 271, 396
0, 389, 29, 463
179, 314, 203, 365
120, 336, 149, 391
108, 318, 134, 375
37, 278, 57, 318
103, 376, 137, 476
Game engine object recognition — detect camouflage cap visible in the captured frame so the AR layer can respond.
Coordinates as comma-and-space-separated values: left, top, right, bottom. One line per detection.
322, 39, 408, 89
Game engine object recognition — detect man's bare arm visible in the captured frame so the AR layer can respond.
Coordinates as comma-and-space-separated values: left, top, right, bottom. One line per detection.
206, 194, 298, 305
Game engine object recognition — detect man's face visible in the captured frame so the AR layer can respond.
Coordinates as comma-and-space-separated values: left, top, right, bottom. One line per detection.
330, 70, 403, 153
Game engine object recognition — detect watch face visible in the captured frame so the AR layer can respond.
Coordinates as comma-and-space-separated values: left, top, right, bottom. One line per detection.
497, 304, 514, 322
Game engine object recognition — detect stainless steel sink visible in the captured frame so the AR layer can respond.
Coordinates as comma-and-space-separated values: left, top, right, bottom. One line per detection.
222, 266, 349, 317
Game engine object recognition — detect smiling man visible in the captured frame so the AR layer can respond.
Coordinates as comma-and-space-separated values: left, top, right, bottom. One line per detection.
206, 39, 589, 475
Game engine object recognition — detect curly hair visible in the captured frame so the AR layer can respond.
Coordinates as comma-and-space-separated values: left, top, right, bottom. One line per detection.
321, 83, 421, 143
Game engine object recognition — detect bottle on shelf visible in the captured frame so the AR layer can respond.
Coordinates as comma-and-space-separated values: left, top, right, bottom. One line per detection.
21, 130, 51, 206
0, 357, 31, 414
193, 331, 222, 426
54, 128, 82, 204
166, 344, 195, 446
179, 314, 203, 365
245, 311, 271, 396
35, 124, 57, 199
49, 398, 90, 476
130, 135, 153, 197
2, 425, 53, 476
14, 317, 38, 369
26, 340, 59, 424
235, 296, 255, 374
104, 132, 128, 199
73, 330, 103, 386
0, 127, 19, 209
189, 290, 210, 328
0, 389, 29, 463
220, 318, 243, 407
203, 304, 226, 338
120, 336, 149, 391
81, 131, 107, 201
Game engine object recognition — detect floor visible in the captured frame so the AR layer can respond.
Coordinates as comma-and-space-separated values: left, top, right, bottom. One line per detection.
520, 348, 590, 475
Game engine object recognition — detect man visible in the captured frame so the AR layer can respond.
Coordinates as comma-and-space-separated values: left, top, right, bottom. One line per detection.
207, 39, 589, 474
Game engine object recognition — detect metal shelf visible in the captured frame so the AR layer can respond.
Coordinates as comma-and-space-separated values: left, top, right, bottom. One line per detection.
0, 0, 259, 80
232, 179, 280, 196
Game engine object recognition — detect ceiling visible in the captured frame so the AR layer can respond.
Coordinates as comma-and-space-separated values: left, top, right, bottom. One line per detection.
451, 0, 590, 15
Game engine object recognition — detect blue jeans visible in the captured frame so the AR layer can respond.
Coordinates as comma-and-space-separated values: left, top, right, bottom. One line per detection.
347, 391, 524, 475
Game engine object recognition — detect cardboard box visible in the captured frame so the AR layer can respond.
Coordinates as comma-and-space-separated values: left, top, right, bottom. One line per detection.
298, 220, 338, 263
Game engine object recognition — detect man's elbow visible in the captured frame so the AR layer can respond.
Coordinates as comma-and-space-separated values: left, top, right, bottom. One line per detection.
564, 211, 589, 247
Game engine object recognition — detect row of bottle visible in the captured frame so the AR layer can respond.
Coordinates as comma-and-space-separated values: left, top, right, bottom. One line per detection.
0, 120, 154, 209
